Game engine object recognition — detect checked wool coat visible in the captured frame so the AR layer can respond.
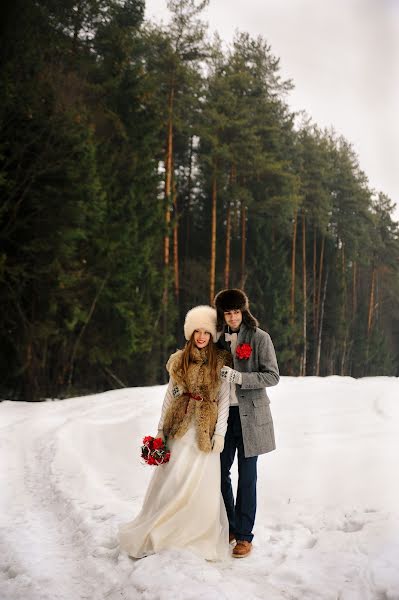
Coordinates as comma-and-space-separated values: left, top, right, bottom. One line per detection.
218, 323, 279, 458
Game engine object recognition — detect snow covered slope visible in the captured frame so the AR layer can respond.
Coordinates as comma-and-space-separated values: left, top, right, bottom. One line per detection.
1, 377, 399, 600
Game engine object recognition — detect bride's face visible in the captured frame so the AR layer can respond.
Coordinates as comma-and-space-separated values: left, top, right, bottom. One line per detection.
193, 329, 211, 349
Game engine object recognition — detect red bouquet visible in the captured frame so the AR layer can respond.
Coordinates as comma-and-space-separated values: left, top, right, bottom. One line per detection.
236, 343, 252, 360
141, 435, 170, 466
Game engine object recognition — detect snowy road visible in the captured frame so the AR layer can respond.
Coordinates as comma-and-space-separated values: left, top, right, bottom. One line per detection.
1, 377, 399, 600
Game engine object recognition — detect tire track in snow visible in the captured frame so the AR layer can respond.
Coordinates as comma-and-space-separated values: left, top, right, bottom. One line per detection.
0, 400, 141, 600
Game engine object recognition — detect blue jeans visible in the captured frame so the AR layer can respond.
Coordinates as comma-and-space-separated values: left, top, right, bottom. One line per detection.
220, 406, 258, 542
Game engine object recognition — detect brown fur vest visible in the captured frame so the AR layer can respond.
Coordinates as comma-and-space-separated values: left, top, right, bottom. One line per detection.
163, 346, 231, 452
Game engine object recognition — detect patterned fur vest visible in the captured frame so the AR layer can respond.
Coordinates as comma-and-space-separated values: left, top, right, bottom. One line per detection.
163, 346, 231, 452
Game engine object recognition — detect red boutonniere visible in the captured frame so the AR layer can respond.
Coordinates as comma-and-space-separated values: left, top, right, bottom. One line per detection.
141, 435, 171, 466
236, 343, 252, 360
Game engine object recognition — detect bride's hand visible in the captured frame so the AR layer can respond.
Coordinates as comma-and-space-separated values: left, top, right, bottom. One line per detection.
172, 384, 184, 399
156, 429, 165, 442
211, 434, 224, 453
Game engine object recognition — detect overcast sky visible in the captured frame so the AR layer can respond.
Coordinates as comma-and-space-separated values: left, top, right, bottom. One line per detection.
145, 0, 399, 218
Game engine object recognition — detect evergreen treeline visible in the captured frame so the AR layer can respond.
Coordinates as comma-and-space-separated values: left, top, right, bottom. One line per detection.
1, 0, 399, 401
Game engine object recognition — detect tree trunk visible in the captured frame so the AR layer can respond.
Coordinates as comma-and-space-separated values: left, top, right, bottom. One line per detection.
24, 339, 39, 402
162, 80, 175, 372
367, 265, 376, 336
210, 171, 217, 304
302, 213, 307, 375
352, 260, 357, 316
224, 164, 236, 288
341, 241, 347, 375
290, 209, 297, 322
240, 201, 246, 288
315, 268, 329, 376
312, 227, 317, 374
184, 135, 194, 264
172, 174, 179, 301
67, 275, 108, 395
375, 269, 380, 328
164, 86, 174, 270
72, 1, 83, 55
313, 227, 317, 334
341, 241, 347, 317
315, 234, 325, 342
224, 202, 231, 288
340, 338, 347, 376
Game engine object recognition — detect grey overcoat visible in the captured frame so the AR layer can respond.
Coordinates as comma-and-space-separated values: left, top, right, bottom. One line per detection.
218, 323, 279, 458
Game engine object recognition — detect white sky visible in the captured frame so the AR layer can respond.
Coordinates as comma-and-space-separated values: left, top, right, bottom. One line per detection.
145, 0, 399, 219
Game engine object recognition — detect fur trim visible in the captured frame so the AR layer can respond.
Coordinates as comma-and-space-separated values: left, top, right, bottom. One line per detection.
184, 305, 217, 342
213, 288, 258, 331
163, 346, 232, 452
214, 288, 249, 312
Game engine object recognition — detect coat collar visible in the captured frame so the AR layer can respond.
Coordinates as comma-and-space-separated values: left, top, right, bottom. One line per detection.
237, 323, 252, 344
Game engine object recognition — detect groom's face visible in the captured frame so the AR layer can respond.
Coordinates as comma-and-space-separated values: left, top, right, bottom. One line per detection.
223, 309, 242, 332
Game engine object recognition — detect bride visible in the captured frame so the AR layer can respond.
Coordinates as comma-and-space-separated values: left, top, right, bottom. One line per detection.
119, 305, 231, 561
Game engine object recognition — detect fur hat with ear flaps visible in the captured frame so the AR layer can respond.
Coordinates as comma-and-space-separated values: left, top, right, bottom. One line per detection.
183, 305, 217, 342
213, 288, 258, 331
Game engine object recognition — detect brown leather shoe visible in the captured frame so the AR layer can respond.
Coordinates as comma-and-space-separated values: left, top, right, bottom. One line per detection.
229, 532, 236, 544
232, 540, 252, 558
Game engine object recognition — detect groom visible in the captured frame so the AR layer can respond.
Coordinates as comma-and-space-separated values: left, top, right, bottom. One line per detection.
214, 288, 279, 558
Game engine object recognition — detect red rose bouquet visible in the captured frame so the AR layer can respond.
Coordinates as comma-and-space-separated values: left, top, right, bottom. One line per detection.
141, 435, 171, 466
236, 343, 252, 360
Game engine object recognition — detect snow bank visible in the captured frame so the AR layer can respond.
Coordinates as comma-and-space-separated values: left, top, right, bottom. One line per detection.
1, 377, 399, 599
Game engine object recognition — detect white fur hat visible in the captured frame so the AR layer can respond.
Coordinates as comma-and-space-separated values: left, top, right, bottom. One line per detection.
184, 305, 217, 342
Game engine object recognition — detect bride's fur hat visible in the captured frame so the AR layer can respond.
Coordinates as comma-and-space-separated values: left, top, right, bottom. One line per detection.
183, 305, 217, 342
213, 288, 258, 331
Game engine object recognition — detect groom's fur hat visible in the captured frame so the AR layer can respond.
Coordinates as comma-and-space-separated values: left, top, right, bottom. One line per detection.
213, 288, 258, 331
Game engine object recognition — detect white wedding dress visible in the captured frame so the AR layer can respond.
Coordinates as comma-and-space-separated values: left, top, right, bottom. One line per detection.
119, 379, 230, 561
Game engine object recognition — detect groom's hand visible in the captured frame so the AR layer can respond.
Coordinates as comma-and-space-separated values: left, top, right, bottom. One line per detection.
221, 366, 242, 385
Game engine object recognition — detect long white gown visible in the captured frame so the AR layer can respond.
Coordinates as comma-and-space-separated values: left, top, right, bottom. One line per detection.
119, 379, 230, 561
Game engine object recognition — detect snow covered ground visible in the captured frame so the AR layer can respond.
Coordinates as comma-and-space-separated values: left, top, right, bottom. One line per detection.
1, 376, 399, 600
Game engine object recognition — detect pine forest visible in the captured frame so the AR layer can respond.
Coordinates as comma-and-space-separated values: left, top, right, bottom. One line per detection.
1, 0, 399, 401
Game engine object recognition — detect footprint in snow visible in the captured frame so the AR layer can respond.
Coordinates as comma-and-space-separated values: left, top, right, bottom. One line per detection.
304, 536, 318, 549
341, 519, 364, 533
